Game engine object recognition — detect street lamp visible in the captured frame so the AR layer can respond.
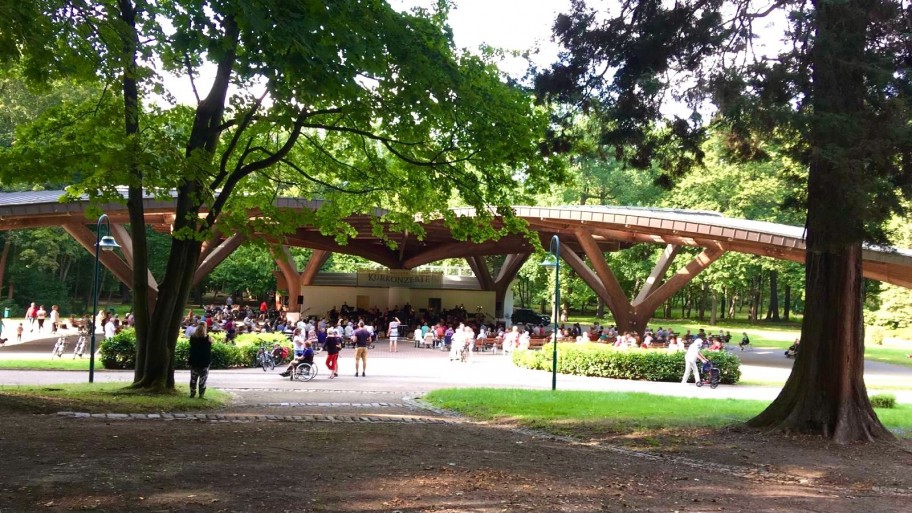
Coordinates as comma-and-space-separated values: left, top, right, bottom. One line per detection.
89, 214, 120, 383
540, 235, 560, 391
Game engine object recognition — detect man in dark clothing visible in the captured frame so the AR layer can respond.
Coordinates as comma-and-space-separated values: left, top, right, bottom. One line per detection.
351, 321, 371, 377
188, 321, 213, 398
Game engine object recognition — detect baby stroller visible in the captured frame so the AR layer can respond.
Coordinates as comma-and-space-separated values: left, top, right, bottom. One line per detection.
696, 360, 720, 389
785, 343, 799, 359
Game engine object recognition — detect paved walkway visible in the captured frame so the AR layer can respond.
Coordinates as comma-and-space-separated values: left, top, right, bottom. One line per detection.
2, 330, 911, 403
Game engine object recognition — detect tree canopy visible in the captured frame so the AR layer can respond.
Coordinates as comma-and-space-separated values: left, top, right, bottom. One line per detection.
535, 0, 912, 442
0, 0, 565, 390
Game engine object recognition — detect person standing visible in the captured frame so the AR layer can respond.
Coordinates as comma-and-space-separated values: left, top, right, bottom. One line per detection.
388, 317, 400, 352
502, 326, 519, 356
324, 327, 342, 379
188, 321, 212, 398
36, 305, 48, 332
281, 329, 307, 377
104, 315, 117, 339
25, 302, 37, 332
49, 305, 61, 334
351, 321, 371, 377
681, 339, 707, 385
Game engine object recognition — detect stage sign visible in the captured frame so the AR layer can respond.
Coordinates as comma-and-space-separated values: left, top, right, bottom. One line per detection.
357, 270, 443, 288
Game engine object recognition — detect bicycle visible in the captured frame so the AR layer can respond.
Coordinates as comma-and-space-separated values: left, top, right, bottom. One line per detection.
255, 343, 275, 371
52, 334, 67, 358
72, 330, 87, 359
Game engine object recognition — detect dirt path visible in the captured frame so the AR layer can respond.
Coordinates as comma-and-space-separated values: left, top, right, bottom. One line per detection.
2, 388, 911, 513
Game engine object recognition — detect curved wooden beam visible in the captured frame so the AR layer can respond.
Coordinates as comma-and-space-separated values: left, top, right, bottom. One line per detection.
301, 250, 331, 285
193, 234, 246, 287
467, 256, 495, 290
402, 236, 535, 269
63, 222, 138, 291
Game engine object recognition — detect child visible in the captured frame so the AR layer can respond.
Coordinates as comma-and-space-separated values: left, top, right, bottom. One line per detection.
16, 322, 24, 342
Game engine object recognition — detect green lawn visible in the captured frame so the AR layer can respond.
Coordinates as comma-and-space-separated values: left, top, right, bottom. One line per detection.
864, 345, 912, 368
424, 388, 912, 436
0, 382, 229, 413
0, 359, 93, 370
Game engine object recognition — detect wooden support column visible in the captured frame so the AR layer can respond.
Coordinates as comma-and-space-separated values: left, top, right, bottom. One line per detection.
271, 246, 301, 312
631, 247, 725, 333
492, 253, 530, 318
573, 230, 634, 330
301, 250, 330, 285
633, 244, 680, 305
192, 234, 246, 287
110, 223, 160, 292
466, 256, 495, 290
108, 223, 160, 310
559, 249, 612, 307
63, 222, 138, 291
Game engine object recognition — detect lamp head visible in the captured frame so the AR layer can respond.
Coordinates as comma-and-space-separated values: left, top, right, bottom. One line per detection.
98, 235, 120, 252
540, 254, 558, 269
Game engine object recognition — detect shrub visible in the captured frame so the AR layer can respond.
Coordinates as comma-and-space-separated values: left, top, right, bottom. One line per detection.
865, 326, 886, 346
99, 328, 137, 370
870, 393, 896, 409
100, 329, 289, 370
513, 343, 741, 384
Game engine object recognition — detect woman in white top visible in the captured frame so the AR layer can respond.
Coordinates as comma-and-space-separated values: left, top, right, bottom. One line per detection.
388, 317, 400, 352
50, 305, 61, 333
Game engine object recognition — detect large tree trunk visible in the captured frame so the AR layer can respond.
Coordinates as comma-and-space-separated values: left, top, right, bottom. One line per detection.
748, 277, 759, 322
136, 235, 201, 389
766, 270, 780, 321
748, 0, 891, 443
125, 4, 238, 391
0, 237, 9, 298
783, 285, 791, 322
697, 282, 707, 322
719, 288, 726, 320
710, 289, 718, 326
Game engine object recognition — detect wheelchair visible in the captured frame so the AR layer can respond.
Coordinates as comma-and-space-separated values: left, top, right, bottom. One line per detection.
292, 361, 318, 382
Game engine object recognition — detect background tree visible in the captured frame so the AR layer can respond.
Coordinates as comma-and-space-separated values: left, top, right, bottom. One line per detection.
2, 0, 564, 392
536, 0, 912, 442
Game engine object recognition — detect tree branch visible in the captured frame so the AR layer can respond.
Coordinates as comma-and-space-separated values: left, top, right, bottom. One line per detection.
213, 89, 268, 190
183, 50, 201, 104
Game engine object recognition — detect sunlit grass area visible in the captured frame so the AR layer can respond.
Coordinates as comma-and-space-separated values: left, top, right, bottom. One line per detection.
424, 388, 912, 436
0, 359, 92, 370
0, 382, 230, 413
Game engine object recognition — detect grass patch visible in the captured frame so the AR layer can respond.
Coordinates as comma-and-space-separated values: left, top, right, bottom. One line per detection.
0, 359, 93, 370
0, 382, 229, 414
864, 345, 912, 368
424, 388, 912, 437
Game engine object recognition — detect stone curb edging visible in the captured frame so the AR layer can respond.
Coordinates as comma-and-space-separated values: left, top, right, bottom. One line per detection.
255, 402, 410, 408
220, 387, 420, 395
56, 411, 453, 424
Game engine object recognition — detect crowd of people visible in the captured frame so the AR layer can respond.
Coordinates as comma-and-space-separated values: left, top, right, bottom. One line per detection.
174, 298, 766, 395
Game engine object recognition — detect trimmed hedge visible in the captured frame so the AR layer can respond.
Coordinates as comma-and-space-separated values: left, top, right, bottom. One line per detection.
870, 393, 896, 409
99, 329, 293, 370
512, 342, 741, 384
